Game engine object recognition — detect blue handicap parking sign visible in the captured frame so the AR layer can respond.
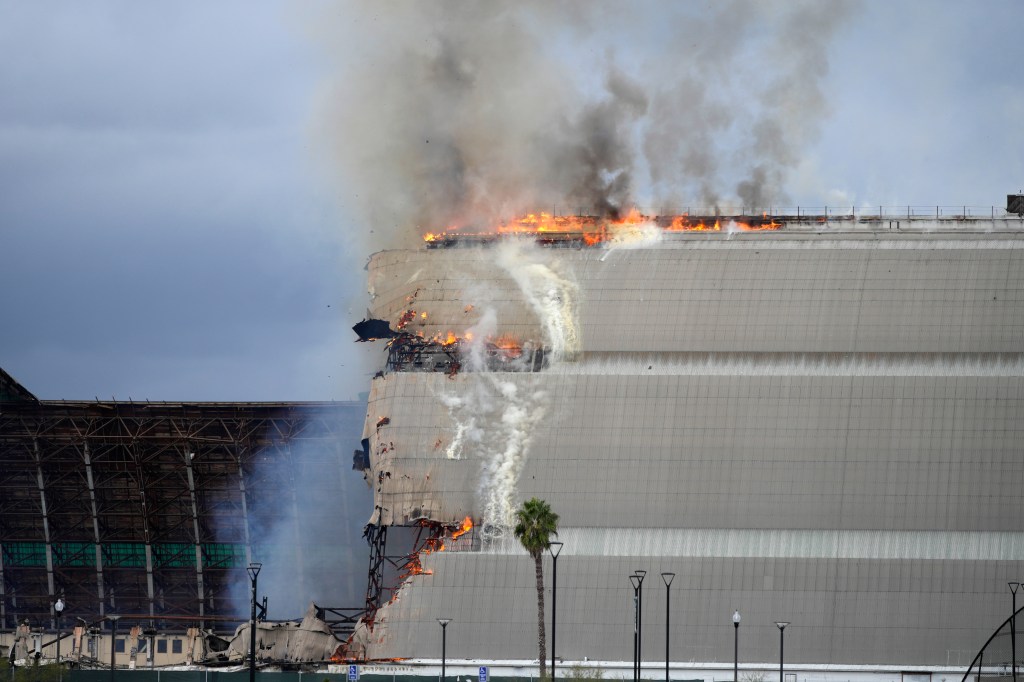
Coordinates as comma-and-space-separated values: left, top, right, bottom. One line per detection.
479, 666, 488, 682
348, 665, 359, 681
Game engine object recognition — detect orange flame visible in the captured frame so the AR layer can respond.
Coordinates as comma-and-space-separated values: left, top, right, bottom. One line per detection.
428, 210, 649, 245
396, 309, 417, 329
735, 218, 782, 231
492, 335, 523, 359
399, 553, 433, 579
437, 516, 474, 551
667, 216, 720, 232
425, 210, 781, 244
394, 322, 526, 356
451, 516, 473, 541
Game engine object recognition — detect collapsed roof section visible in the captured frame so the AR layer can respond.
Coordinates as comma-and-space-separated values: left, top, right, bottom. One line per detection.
7, 603, 346, 669
221, 603, 345, 667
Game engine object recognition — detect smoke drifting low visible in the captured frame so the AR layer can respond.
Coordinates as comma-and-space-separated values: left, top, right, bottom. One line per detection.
315, 1, 855, 245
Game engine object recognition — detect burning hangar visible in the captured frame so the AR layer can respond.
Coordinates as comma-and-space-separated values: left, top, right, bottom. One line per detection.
348, 209, 1024, 675
4, 202, 1024, 677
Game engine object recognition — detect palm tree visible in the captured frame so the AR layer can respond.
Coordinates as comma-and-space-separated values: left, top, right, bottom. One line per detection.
514, 497, 560, 679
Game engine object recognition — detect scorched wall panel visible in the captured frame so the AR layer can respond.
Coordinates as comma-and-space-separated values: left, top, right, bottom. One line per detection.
366, 237, 1024, 354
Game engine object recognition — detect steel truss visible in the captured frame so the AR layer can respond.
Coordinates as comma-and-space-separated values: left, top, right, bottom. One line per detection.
360, 520, 477, 633
0, 399, 360, 631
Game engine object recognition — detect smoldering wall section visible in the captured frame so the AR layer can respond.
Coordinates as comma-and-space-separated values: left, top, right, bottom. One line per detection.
316, 1, 856, 245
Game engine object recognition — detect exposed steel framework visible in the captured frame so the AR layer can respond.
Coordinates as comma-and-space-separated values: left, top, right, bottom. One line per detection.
0, 385, 361, 633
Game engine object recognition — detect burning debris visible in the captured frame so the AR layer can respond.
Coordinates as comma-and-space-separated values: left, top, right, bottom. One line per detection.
352, 318, 399, 342
347, 516, 479, 658
384, 334, 547, 375
394, 518, 476, 580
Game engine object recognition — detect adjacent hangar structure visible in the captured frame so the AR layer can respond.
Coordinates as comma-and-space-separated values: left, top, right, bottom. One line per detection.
0, 368, 366, 635
350, 218, 1024, 673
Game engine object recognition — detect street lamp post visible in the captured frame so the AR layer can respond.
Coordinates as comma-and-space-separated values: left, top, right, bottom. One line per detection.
636, 570, 646, 679
659, 573, 675, 679
549, 541, 563, 679
630, 574, 642, 682
661, 574, 674, 682
775, 622, 789, 682
54, 598, 65, 682
247, 562, 262, 682
437, 619, 451, 682
732, 611, 741, 682
1011, 582, 1020, 682
109, 615, 121, 682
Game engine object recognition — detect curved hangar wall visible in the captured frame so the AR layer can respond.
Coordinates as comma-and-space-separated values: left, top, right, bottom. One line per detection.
358, 231, 1024, 667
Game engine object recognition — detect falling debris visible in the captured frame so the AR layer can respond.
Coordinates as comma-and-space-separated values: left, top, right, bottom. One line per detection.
395, 309, 417, 330
352, 319, 399, 342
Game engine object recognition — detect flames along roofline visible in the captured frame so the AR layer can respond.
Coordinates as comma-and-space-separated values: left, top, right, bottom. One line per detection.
421, 211, 1024, 248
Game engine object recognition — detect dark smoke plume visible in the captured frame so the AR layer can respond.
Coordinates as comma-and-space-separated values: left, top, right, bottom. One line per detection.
313, 0, 855, 244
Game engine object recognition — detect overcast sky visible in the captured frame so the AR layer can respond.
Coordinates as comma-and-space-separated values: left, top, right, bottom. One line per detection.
1, 1, 1022, 402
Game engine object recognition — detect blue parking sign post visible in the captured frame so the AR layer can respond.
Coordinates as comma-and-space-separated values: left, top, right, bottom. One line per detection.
479, 666, 488, 682
348, 665, 359, 681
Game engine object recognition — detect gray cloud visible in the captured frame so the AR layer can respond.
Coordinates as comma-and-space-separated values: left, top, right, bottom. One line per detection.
0, 1, 373, 402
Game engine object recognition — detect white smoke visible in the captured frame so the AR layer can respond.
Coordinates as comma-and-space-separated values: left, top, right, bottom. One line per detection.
464, 307, 499, 372
600, 222, 663, 260
433, 243, 579, 538
438, 391, 476, 461
495, 240, 581, 361
479, 378, 548, 536
438, 309, 494, 461
438, 372, 548, 538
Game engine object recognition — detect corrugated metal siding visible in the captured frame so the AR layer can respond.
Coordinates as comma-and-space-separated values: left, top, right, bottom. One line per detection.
356, 232, 1024, 667
479, 528, 1024, 561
